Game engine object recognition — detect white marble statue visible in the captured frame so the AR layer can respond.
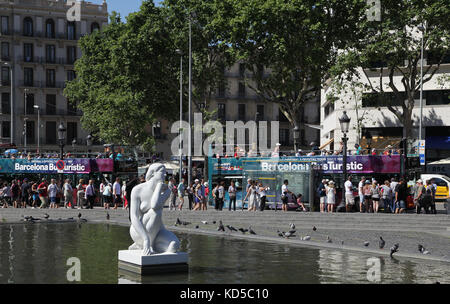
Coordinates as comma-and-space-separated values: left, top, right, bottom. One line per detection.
129, 163, 180, 255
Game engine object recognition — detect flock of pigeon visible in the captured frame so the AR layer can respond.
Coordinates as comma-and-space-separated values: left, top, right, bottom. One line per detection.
174, 218, 432, 258
21, 213, 87, 223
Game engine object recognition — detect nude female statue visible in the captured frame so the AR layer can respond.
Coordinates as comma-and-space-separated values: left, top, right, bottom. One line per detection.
128, 163, 180, 255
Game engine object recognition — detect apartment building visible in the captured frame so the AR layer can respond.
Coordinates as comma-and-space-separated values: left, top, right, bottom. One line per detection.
0, 0, 108, 153
155, 62, 321, 160
320, 57, 450, 162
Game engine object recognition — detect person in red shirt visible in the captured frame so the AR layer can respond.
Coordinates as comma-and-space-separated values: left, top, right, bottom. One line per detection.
38, 178, 48, 209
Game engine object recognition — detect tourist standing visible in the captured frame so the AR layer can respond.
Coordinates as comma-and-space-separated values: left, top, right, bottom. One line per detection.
177, 178, 186, 210
371, 180, 381, 213
281, 180, 290, 212
258, 182, 268, 211
11, 180, 20, 208
228, 181, 237, 211
187, 181, 194, 210
21, 178, 31, 208
113, 177, 122, 210
390, 178, 398, 204
168, 178, 177, 211
380, 180, 393, 213
317, 179, 327, 213
326, 181, 336, 213
394, 178, 408, 214
1, 182, 11, 208
48, 179, 58, 209
38, 178, 49, 209
76, 179, 86, 209
344, 176, 354, 212
429, 179, 437, 214
244, 180, 259, 211
363, 180, 373, 213
102, 180, 112, 209
201, 179, 208, 211
63, 179, 73, 209
358, 177, 366, 213
121, 181, 127, 209
193, 181, 203, 211
31, 181, 39, 208
85, 179, 95, 209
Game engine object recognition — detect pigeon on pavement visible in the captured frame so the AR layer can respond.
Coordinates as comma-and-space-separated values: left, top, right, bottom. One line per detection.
390, 243, 399, 257
249, 226, 256, 235
217, 220, 225, 232
364, 241, 370, 247
379, 237, 385, 249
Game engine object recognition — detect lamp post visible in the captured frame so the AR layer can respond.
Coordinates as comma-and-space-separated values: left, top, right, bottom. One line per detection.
58, 122, 66, 160
418, 25, 425, 142
187, 13, 193, 188
23, 118, 28, 154
33, 105, 40, 154
339, 111, 351, 190
366, 132, 372, 155
86, 134, 92, 157
293, 126, 300, 153
176, 48, 183, 181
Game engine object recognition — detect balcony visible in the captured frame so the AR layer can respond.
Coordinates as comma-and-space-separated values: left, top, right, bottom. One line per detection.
17, 80, 66, 89
17, 107, 82, 117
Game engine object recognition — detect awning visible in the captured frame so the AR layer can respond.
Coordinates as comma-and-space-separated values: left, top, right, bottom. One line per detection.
428, 157, 450, 165
319, 138, 334, 150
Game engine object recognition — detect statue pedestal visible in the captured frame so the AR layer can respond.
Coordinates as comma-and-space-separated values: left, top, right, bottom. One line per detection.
118, 250, 189, 275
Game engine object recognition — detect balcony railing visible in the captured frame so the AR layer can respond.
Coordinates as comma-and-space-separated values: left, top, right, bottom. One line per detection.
18, 80, 66, 89
17, 107, 82, 116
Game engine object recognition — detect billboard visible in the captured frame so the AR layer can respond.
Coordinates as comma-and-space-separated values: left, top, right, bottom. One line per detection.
0, 158, 114, 174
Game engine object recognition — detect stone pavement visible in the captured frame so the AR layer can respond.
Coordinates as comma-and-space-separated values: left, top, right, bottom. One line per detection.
0, 206, 449, 263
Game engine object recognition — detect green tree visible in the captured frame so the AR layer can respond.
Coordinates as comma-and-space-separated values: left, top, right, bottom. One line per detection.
331, 0, 450, 140
222, 0, 366, 146
64, 3, 180, 151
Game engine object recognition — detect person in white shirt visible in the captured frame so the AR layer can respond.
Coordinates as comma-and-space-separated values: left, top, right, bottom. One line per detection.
177, 178, 186, 210
228, 181, 237, 211
390, 178, 398, 203
281, 180, 291, 212
102, 181, 112, 209
358, 176, 366, 213
344, 176, 354, 212
85, 179, 95, 209
63, 179, 73, 209
257, 182, 269, 211
48, 179, 58, 209
113, 177, 122, 210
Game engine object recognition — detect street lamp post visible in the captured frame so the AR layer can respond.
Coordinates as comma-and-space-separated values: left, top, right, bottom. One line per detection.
86, 134, 92, 157
3, 62, 14, 144
418, 25, 425, 142
188, 14, 193, 187
339, 111, 351, 191
23, 118, 28, 153
58, 122, 66, 160
33, 105, 40, 154
293, 126, 300, 153
176, 49, 183, 181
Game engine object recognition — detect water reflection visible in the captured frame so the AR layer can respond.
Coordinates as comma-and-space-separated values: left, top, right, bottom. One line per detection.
0, 223, 449, 284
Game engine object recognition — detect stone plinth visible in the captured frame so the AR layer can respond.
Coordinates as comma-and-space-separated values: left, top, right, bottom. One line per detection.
118, 250, 188, 275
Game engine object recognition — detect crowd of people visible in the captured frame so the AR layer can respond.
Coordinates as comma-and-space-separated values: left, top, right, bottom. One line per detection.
0, 176, 135, 210
1, 151, 133, 160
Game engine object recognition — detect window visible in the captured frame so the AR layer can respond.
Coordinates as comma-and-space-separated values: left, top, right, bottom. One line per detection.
67, 70, 76, 82
67, 46, 77, 64
1, 16, 9, 35
67, 22, 76, 40
91, 22, 100, 33
238, 82, 246, 97
256, 105, 264, 121
324, 102, 335, 117
2, 121, 10, 138
23, 17, 33, 36
45, 19, 55, 38
25, 93, 34, 115
362, 92, 405, 107
24, 43, 33, 62
218, 80, 226, 97
239, 63, 245, 77
67, 99, 77, 115
46, 45, 56, 63
153, 122, 162, 139
1, 42, 9, 61
425, 90, 450, 106
218, 103, 226, 121
24, 68, 34, 86
238, 104, 246, 121
46, 69, 56, 87
67, 122, 77, 145
45, 121, 56, 144
1, 66, 10, 85
1, 92, 10, 114
25, 120, 35, 144
46, 94, 56, 115
280, 129, 290, 146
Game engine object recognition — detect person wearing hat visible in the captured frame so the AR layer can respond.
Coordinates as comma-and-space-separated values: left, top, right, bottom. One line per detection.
363, 179, 373, 213
326, 181, 336, 213
413, 179, 425, 214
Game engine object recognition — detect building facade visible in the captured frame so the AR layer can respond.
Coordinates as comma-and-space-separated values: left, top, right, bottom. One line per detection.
320, 59, 450, 162
0, 0, 108, 153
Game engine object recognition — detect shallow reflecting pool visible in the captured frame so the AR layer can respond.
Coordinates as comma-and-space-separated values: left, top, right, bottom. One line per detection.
0, 223, 449, 284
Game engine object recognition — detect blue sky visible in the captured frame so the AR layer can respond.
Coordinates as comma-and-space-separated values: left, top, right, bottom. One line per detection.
89, 0, 162, 20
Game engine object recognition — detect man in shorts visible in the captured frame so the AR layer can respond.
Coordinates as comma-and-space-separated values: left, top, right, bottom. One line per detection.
281, 180, 290, 212
358, 176, 366, 213
317, 179, 327, 213
38, 178, 48, 209
344, 176, 355, 212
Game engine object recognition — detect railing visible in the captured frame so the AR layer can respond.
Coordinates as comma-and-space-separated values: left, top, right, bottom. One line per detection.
18, 80, 66, 89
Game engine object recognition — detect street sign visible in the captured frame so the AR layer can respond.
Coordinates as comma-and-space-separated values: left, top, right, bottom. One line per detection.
418, 140, 426, 166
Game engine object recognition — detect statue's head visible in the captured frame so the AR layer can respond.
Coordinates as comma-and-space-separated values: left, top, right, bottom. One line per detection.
145, 163, 166, 182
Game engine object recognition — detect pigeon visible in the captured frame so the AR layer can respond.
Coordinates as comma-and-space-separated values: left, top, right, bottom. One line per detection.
289, 223, 295, 230
277, 230, 284, 237
238, 228, 248, 234
249, 226, 256, 235
282, 231, 295, 238
201, 221, 208, 225
217, 220, 225, 232
302, 235, 311, 241
313, 226, 317, 232
390, 243, 399, 257
418, 244, 430, 255
341, 240, 344, 245
182, 221, 191, 226
78, 213, 82, 219
289, 230, 296, 235
67, 217, 74, 220
364, 241, 370, 247
175, 218, 182, 226
212, 221, 217, 224
195, 225, 199, 229
326, 236, 332, 243
379, 237, 385, 249
226, 225, 238, 232
106, 212, 110, 220
44, 213, 49, 219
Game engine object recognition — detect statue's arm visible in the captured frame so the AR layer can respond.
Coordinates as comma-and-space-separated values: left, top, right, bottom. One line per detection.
130, 187, 150, 251
151, 182, 170, 209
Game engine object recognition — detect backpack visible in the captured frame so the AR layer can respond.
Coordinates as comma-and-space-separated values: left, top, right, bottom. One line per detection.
215, 188, 219, 198
421, 187, 433, 206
